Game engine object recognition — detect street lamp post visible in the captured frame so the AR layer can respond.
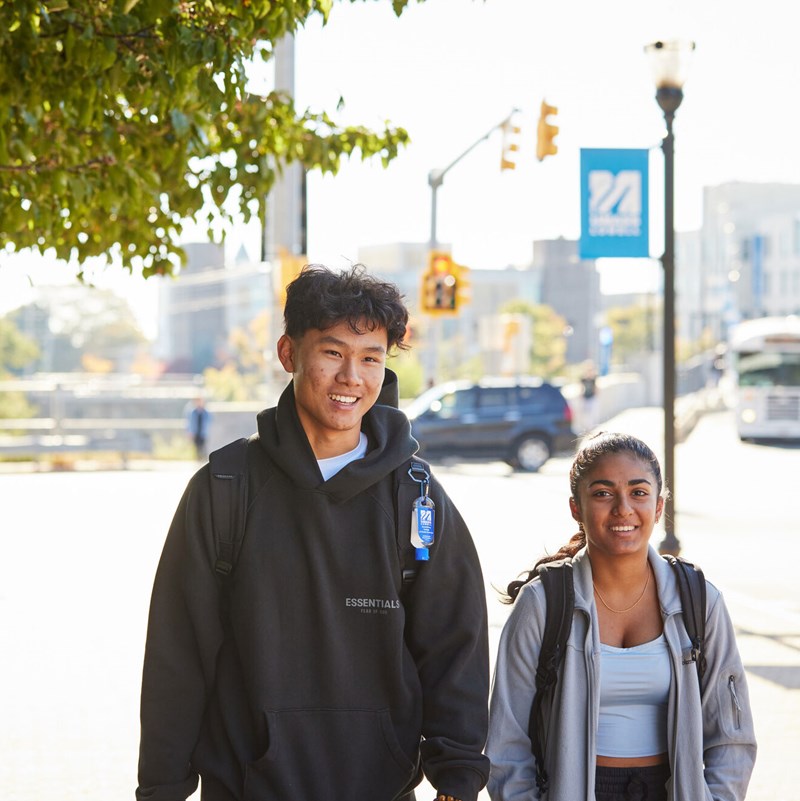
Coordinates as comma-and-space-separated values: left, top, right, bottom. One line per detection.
644, 39, 695, 556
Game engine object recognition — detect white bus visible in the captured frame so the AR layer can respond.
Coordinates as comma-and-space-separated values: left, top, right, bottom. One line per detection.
729, 316, 800, 440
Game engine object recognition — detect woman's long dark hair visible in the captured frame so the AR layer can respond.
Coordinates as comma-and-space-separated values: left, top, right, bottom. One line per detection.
501, 432, 664, 604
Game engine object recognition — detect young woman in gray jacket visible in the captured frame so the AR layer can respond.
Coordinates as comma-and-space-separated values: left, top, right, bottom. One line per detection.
486, 432, 756, 801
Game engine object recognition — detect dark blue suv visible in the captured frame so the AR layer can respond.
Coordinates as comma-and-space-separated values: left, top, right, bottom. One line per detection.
405, 377, 575, 471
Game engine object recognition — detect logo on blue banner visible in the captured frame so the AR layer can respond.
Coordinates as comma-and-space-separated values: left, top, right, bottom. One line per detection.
580, 149, 649, 259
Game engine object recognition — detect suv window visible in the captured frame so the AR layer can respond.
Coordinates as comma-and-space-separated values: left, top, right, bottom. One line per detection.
437, 387, 476, 418
517, 385, 556, 409
477, 387, 515, 410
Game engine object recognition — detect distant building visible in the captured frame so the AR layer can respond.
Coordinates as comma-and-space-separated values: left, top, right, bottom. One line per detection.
699, 182, 800, 337
156, 243, 271, 375
10, 284, 145, 373
676, 229, 703, 344
533, 238, 600, 365
357, 242, 431, 310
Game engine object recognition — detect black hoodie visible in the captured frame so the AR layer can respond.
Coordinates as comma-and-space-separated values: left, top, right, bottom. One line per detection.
137, 377, 490, 801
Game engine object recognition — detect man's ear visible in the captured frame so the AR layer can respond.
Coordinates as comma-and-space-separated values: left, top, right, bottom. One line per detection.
277, 334, 295, 374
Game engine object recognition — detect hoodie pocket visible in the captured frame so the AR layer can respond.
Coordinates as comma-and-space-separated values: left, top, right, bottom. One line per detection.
726, 674, 742, 730
243, 708, 417, 800
714, 669, 747, 737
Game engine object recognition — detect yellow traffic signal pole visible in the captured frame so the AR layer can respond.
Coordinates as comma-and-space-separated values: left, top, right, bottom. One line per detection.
424, 109, 520, 385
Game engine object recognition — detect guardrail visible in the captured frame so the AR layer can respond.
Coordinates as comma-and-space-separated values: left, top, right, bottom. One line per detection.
0, 408, 263, 466
1, 374, 215, 465
0, 418, 187, 464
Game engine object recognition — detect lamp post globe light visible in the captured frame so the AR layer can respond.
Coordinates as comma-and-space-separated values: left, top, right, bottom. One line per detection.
644, 39, 695, 556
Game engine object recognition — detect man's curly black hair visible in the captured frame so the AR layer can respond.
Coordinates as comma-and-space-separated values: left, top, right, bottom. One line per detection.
283, 264, 409, 352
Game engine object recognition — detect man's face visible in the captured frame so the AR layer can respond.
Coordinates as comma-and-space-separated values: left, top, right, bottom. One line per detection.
277, 320, 388, 459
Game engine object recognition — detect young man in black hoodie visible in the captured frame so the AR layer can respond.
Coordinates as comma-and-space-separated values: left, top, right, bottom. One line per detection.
137, 265, 490, 801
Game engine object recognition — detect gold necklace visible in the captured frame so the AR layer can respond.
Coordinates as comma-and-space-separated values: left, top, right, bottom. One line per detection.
593, 564, 651, 614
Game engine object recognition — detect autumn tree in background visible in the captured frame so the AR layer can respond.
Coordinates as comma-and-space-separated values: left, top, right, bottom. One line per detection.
203, 311, 270, 401
605, 303, 654, 367
0, 1, 415, 277
0, 316, 40, 419
8, 287, 146, 372
500, 300, 568, 378
0, 317, 39, 377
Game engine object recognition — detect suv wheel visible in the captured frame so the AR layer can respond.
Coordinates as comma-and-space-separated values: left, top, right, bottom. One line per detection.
512, 435, 551, 472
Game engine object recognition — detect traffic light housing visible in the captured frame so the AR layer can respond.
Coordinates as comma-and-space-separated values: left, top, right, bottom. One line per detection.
536, 100, 559, 161
421, 252, 467, 315
500, 119, 522, 171
274, 249, 307, 307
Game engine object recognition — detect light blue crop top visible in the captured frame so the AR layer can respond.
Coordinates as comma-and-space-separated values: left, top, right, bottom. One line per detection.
596, 634, 670, 757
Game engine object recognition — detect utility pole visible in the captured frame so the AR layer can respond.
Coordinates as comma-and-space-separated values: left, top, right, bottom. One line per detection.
264, 35, 306, 264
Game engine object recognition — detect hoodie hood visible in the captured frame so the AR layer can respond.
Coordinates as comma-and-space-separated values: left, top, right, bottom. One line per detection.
257, 375, 419, 503
375, 367, 400, 408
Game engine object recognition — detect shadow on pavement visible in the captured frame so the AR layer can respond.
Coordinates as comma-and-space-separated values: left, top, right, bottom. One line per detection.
745, 664, 800, 690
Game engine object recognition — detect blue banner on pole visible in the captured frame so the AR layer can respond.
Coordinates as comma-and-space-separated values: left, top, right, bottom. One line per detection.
580, 149, 649, 259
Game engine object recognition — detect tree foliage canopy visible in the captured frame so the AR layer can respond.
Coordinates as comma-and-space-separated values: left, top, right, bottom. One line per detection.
0, 1, 416, 276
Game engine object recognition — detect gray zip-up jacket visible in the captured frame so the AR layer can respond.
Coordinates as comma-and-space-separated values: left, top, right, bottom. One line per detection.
487, 546, 756, 801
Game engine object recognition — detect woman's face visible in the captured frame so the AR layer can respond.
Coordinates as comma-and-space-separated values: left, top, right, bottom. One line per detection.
569, 451, 664, 560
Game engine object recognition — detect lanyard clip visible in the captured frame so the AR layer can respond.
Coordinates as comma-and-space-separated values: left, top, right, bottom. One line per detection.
408, 460, 430, 500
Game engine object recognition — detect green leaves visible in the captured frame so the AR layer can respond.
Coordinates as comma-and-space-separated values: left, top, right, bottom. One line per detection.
0, 1, 412, 275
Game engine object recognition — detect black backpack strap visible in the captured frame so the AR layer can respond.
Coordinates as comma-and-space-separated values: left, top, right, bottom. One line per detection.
528, 560, 575, 797
209, 437, 250, 580
663, 555, 707, 686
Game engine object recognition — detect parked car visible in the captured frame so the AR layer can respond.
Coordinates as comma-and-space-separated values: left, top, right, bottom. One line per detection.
404, 377, 576, 471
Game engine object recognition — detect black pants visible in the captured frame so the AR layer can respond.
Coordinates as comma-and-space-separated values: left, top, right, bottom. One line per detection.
595, 763, 670, 801
193, 433, 207, 460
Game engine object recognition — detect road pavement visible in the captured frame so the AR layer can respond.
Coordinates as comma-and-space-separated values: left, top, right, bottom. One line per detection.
1, 409, 797, 800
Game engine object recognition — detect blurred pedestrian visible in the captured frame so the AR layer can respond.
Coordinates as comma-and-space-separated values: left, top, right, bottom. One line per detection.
185, 396, 211, 461
137, 265, 490, 801
580, 361, 599, 432
486, 432, 756, 801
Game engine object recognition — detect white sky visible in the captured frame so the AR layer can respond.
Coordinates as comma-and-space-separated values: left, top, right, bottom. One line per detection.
2, 0, 799, 331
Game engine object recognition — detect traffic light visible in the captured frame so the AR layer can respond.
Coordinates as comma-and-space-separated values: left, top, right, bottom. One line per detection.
500, 119, 522, 171
421, 252, 462, 315
274, 249, 307, 307
536, 100, 559, 161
